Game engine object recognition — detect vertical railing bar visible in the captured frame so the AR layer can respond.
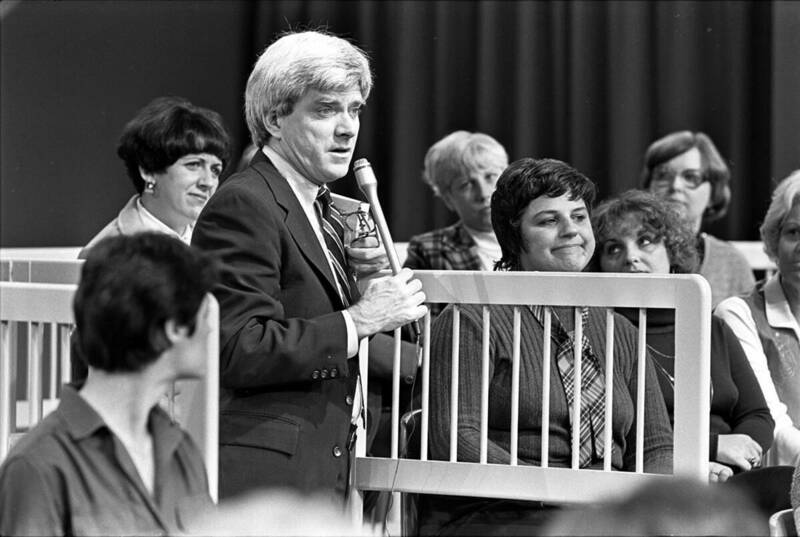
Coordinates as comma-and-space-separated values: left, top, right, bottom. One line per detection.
205, 297, 220, 503
390, 327, 401, 459
510, 307, 521, 466
479, 306, 490, 464
571, 308, 582, 469
421, 312, 431, 461
60, 325, 72, 387
1, 321, 12, 461
540, 307, 551, 468
636, 308, 647, 473
28, 321, 43, 427
603, 308, 615, 471
48, 323, 57, 399
449, 306, 460, 462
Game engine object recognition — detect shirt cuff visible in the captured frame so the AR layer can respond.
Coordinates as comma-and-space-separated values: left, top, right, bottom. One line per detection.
342, 310, 359, 358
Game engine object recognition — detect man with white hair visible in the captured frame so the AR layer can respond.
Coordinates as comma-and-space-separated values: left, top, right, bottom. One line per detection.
193, 30, 426, 501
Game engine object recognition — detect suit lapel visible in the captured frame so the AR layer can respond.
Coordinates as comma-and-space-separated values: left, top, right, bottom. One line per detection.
250, 152, 345, 307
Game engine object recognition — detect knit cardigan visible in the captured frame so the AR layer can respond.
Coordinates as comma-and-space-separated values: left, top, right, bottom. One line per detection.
428, 304, 674, 473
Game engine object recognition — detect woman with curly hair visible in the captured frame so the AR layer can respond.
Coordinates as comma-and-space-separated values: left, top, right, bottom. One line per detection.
592, 189, 791, 520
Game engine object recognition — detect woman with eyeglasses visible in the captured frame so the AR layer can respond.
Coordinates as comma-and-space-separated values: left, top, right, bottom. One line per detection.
642, 131, 754, 307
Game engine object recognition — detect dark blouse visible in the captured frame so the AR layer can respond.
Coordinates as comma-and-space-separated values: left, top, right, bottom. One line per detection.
0, 385, 212, 536
618, 308, 774, 460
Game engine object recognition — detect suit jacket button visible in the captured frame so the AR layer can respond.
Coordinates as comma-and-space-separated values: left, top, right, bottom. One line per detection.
332, 445, 343, 457
320, 368, 329, 379
312, 370, 320, 380
330, 368, 338, 378
346, 395, 353, 406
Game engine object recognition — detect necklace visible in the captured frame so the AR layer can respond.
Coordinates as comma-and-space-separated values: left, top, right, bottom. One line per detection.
646, 344, 675, 387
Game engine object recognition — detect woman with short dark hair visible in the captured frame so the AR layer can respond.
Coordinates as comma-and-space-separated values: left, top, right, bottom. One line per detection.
0, 233, 219, 535
79, 96, 231, 258
419, 158, 674, 535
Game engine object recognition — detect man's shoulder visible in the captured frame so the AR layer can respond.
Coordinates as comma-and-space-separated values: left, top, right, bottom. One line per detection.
206, 165, 284, 214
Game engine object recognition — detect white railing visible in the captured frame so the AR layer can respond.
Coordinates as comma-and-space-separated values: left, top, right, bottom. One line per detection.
352, 270, 712, 527
0, 283, 76, 461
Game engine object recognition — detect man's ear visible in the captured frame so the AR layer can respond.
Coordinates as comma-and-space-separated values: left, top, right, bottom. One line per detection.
164, 319, 189, 345
264, 109, 282, 139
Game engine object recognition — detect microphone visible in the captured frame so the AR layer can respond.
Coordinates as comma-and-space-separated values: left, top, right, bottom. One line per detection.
353, 158, 421, 341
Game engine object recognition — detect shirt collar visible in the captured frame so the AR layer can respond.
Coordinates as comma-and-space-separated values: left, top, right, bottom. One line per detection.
59, 384, 183, 454
764, 273, 799, 331
134, 196, 193, 244
261, 144, 320, 210
59, 384, 107, 440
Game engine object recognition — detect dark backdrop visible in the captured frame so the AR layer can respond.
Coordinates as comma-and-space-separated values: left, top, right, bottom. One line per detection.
2, 0, 799, 247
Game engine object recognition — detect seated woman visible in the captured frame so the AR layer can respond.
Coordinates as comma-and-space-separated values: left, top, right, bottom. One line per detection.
79, 96, 231, 257
716, 170, 800, 467
592, 188, 791, 518
641, 130, 754, 307
404, 130, 509, 274
0, 233, 218, 536
419, 159, 674, 536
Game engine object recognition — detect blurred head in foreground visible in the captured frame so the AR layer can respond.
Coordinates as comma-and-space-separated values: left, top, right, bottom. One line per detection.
543, 477, 766, 536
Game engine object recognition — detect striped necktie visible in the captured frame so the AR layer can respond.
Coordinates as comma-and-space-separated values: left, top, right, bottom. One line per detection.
314, 186, 353, 306
531, 306, 606, 467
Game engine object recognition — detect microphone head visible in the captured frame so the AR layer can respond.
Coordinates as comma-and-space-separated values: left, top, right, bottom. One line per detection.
353, 158, 378, 191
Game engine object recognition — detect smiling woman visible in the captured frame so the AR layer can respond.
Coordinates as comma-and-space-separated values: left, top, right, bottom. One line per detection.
419, 158, 675, 536
78, 96, 231, 259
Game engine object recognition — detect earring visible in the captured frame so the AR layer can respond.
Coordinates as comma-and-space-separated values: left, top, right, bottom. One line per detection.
144, 179, 156, 193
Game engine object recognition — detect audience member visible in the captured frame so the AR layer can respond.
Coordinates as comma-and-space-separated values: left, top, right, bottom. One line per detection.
191, 30, 426, 502
543, 477, 766, 536
0, 233, 218, 536
403, 130, 508, 319
641, 130, 754, 307
404, 130, 508, 272
593, 189, 791, 519
716, 170, 800, 467
79, 96, 231, 258
418, 158, 674, 536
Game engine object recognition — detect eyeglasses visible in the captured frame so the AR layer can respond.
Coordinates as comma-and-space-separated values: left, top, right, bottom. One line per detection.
650, 168, 707, 190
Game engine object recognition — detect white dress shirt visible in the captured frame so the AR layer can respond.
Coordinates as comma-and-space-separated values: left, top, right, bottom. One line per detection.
260, 145, 359, 359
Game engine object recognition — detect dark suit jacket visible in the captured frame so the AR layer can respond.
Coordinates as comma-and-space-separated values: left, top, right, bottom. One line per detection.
192, 151, 359, 499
